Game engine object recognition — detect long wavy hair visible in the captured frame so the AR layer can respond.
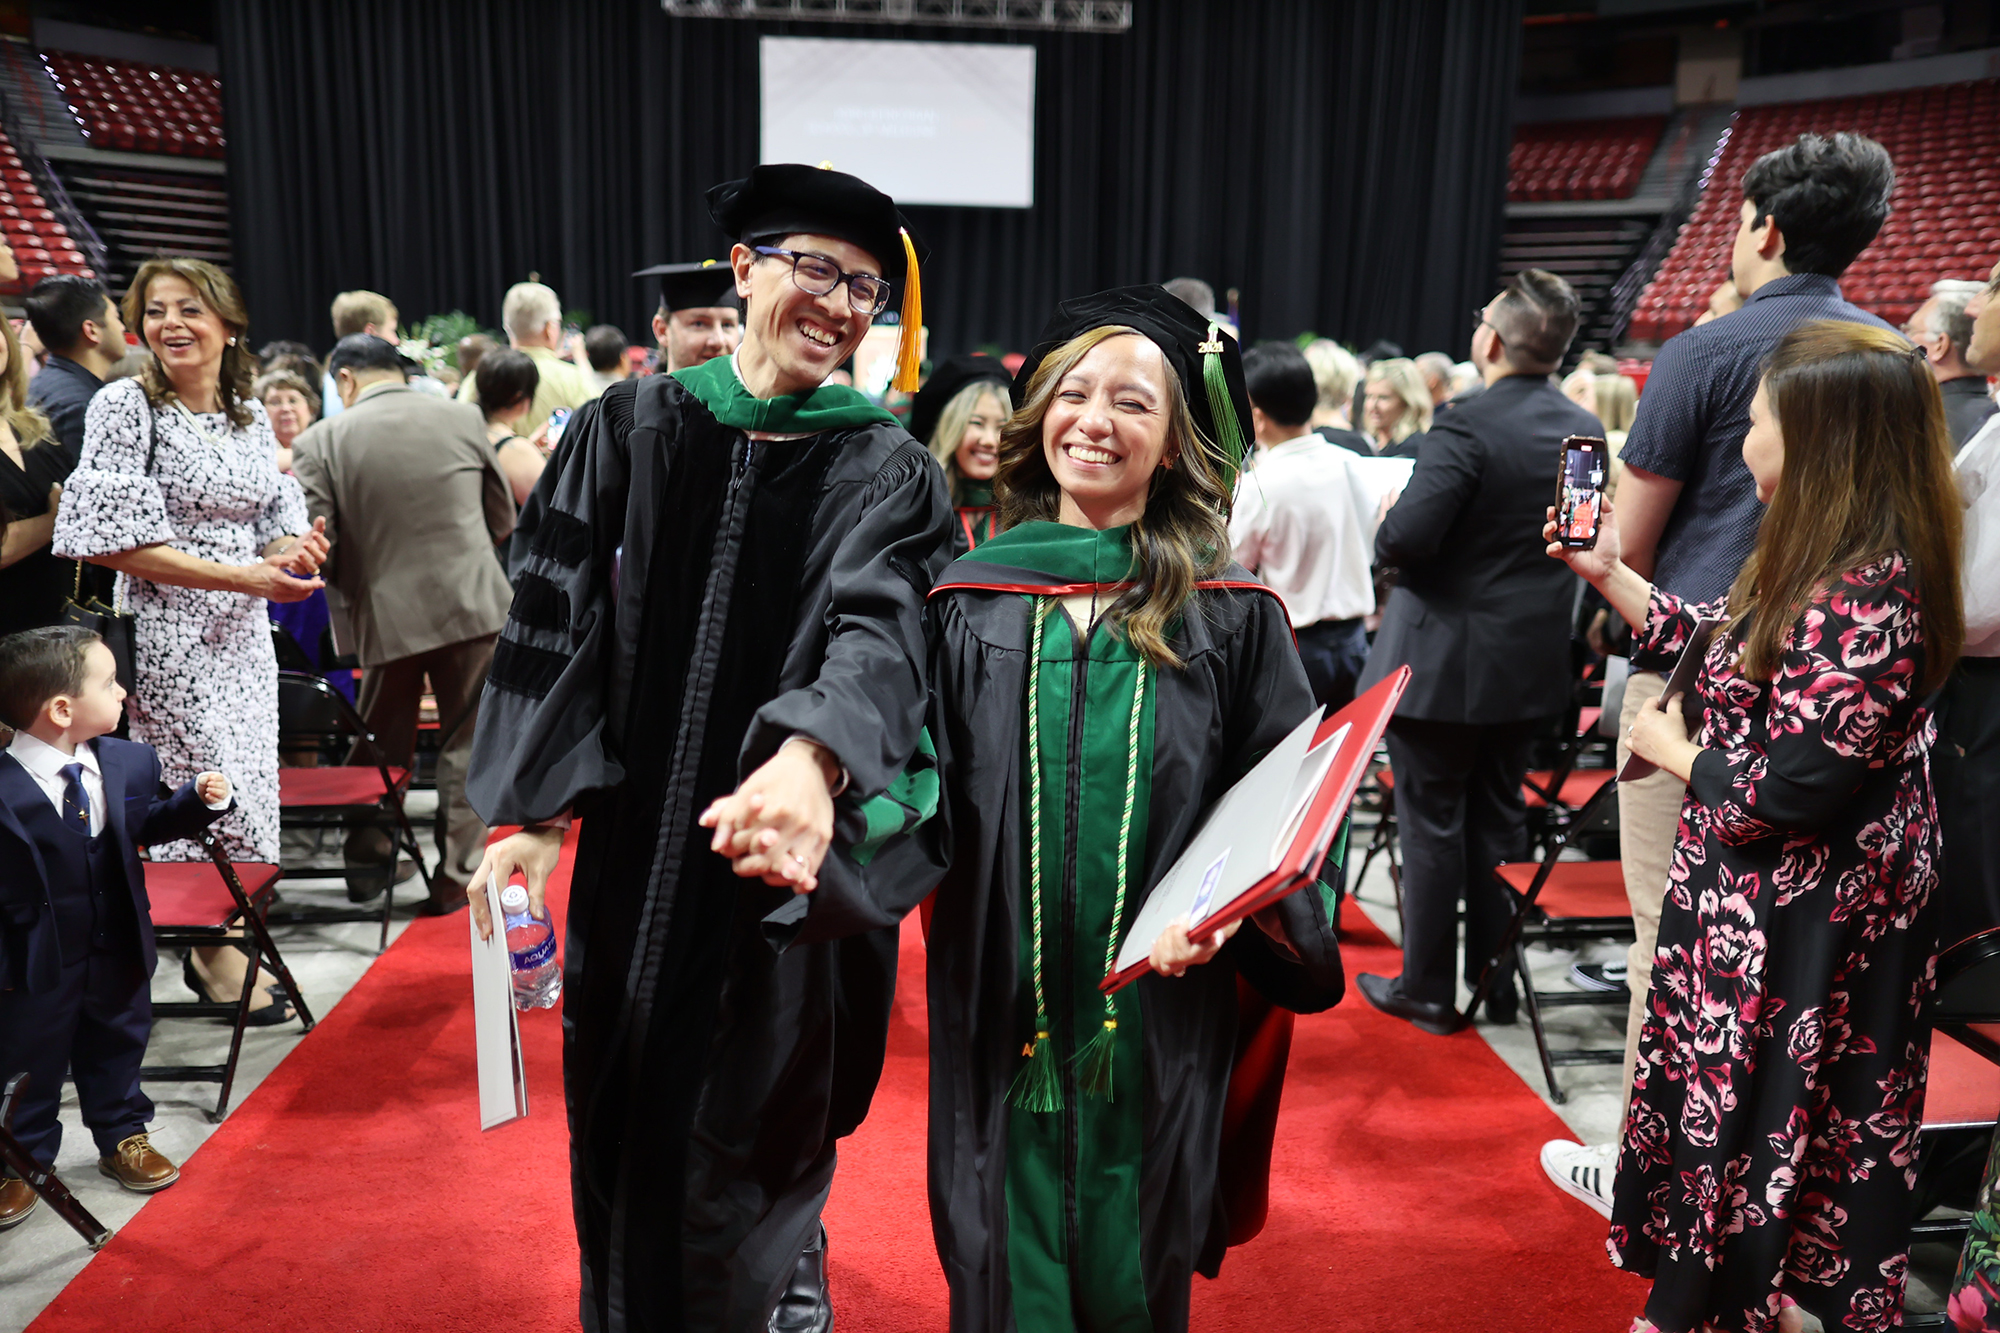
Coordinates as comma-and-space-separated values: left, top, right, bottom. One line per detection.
1726, 320, 1963, 693
995, 325, 1232, 669
925, 378, 1009, 505
123, 257, 258, 428
0, 315, 52, 450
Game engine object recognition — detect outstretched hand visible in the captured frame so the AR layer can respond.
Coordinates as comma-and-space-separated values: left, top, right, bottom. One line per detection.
699, 740, 837, 893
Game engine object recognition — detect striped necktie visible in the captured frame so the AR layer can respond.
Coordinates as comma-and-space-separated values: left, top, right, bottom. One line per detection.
59, 762, 91, 835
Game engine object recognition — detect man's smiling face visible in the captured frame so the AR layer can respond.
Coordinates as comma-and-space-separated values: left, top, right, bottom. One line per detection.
735, 233, 882, 397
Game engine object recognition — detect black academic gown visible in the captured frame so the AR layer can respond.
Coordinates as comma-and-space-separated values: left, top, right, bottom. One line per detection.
467, 374, 952, 1333
833, 564, 1347, 1333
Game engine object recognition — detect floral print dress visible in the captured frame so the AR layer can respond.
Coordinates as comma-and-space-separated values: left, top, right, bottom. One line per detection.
52, 377, 306, 862
1608, 553, 1941, 1333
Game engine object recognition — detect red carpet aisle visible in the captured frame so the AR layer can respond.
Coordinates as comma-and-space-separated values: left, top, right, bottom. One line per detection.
29, 833, 584, 1333
32, 832, 1643, 1331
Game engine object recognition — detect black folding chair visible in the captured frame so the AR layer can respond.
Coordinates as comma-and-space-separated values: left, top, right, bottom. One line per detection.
142, 831, 313, 1120
273, 670, 433, 950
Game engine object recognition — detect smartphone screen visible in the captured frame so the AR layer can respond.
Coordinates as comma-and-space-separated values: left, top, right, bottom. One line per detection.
1555, 435, 1608, 550
546, 407, 573, 448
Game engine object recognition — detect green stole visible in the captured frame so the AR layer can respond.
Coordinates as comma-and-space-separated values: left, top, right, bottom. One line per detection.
964, 522, 1157, 1333
671, 354, 898, 433
954, 477, 997, 550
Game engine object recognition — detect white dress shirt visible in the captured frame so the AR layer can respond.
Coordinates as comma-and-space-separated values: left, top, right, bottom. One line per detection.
8, 730, 109, 835
4, 731, 232, 837
1228, 430, 1376, 628
1959, 412, 2000, 658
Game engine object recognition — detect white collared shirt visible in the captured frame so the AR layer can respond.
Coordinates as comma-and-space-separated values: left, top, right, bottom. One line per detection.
1229, 430, 1376, 628
5, 732, 232, 837
1958, 411, 2000, 657
7, 731, 109, 836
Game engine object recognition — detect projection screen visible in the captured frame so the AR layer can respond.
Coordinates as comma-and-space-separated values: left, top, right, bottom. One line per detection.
760, 36, 1036, 209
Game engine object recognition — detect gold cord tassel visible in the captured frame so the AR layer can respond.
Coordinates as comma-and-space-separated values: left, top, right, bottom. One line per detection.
893, 226, 922, 393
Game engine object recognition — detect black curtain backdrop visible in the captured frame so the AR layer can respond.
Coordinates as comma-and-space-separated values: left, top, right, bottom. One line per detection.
215, 0, 1521, 361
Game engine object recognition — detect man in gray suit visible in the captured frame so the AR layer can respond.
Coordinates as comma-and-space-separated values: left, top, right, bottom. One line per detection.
292, 334, 516, 913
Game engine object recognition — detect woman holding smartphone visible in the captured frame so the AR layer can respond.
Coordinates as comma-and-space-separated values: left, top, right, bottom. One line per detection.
905, 288, 1345, 1333
1549, 321, 1962, 1333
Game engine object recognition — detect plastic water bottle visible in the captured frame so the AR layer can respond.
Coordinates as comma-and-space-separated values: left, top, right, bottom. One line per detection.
500, 883, 561, 1011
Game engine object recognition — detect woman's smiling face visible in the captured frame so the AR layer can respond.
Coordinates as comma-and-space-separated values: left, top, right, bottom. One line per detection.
1043, 333, 1174, 529
954, 388, 1008, 482
142, 272, 230, 385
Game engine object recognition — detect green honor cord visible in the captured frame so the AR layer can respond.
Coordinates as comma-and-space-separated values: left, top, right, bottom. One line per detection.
1009, 603, 1063, 1114
1009, 597, 1150, 1112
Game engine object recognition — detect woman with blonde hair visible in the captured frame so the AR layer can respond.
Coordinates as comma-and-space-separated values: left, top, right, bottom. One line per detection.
891, 287, 1344, 1331
253, 366, 320, 473
54, 257, 328, 1020
910, 352, 1012, 554
1361, 355, 1431, 456
1551, 321, 1962, 1333
0, 316, 68, 636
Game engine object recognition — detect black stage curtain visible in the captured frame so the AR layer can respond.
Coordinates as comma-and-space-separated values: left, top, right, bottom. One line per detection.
216, 0, 1520, 360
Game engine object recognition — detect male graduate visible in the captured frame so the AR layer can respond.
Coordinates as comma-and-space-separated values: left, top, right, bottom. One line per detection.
466, 165, 953, 1333
636, 259, 744, 372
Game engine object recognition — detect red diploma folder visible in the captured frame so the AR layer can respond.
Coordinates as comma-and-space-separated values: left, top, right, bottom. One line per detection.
1101, 666, 1410, 993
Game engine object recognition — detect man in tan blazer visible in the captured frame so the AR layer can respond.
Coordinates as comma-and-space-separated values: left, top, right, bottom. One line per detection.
291, 334, 516, 913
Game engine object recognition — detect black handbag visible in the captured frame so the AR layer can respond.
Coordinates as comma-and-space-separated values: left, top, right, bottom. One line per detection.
57, 399, 158, 694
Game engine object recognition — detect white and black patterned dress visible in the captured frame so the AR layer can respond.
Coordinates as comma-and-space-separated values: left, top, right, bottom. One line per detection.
53, 376, 307, 862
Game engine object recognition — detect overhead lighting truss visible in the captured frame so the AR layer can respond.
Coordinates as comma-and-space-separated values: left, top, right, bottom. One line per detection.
661, 0, 1132, 32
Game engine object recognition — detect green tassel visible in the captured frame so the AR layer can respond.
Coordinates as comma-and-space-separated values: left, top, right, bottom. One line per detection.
1200, 322, 1248, 492
1073, 1014, 1119, 1102
1007, 1027, 1064, 1113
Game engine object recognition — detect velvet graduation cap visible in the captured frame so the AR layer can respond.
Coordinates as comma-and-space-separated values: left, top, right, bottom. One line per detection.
1011, 284, 1254, 490
907, 352, 1011, 448
634, 260, 740, 313
706, 163, 927, 391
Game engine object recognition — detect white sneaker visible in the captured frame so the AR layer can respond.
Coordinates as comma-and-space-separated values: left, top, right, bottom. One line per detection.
1540, 1139, 1615, 1219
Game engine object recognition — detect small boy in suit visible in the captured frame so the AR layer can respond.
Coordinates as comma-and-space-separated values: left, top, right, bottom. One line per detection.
0, 626, 233, 1231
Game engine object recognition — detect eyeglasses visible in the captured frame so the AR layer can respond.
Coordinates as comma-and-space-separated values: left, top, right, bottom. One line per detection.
753, 246, 893, 317
1472, 308, 1503, 342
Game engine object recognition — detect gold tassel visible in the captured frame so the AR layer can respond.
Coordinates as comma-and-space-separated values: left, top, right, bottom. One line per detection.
893, 226, 922, 393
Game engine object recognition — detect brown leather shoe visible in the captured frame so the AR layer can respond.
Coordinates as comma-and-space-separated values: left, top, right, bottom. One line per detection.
0, 1177, 38, 1229
98, 1133, 179, 1192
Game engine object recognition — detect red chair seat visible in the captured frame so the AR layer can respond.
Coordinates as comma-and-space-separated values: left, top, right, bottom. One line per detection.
147, 859, 280, 928
279, 765, 410, 806
1496, 859, 1629, 919
1522, 767, 1615, 809
1922, 1026, 2000, 1130
1577, 706, 1602, 736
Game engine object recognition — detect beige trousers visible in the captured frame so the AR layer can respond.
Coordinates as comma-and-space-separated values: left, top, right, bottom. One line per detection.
1616, 669, 1689, 1114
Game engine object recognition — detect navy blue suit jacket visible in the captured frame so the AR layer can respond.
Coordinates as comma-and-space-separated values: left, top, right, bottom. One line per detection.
0, 736, 227, 993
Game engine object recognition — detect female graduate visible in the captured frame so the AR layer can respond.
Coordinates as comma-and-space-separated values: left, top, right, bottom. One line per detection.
912, 352, 1012, 554
920, 287, 1347, 1333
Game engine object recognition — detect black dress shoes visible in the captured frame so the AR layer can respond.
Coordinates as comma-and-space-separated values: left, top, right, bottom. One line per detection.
1357, 973, 1460, 1035
769, 1223, 832, 1333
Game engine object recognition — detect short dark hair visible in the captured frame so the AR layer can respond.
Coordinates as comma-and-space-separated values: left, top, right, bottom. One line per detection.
1490, 269, 1580, 373
475, 348, 539, 419
1740, 132, 1894, 279
258, 339, 317, 368
0, 625, 100, 729
24, 275, 113, 356
1242, 342, 1318, 428
1162, 277, 1216, 318
584, 324, 627, 373
325, 333, 405, 378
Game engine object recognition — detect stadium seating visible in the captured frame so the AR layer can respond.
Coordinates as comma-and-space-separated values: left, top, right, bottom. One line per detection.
1629, 79, 2000, 344
42, 49, 224, 160
0, 127, 93, 288
1508, 115, 1665, 203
